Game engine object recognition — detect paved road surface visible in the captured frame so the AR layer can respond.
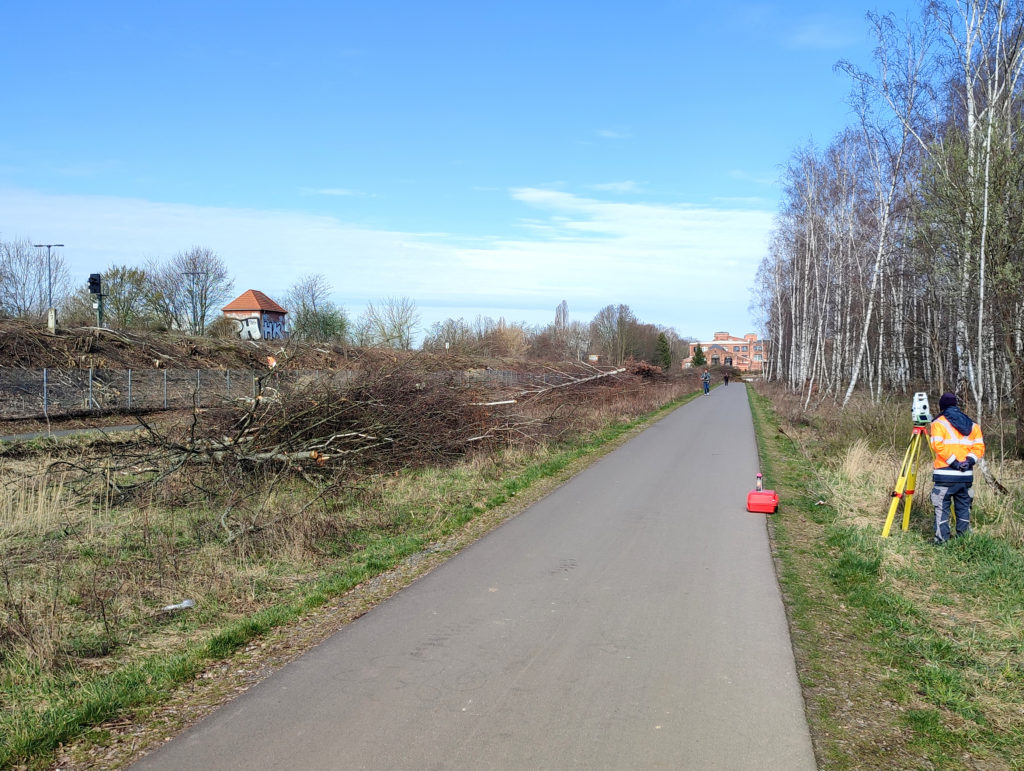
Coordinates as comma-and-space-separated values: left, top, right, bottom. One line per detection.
134, 383, 816, 770
0, 424, 140, 442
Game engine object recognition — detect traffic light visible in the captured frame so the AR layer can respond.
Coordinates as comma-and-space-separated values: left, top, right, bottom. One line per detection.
88, 273, 101, 294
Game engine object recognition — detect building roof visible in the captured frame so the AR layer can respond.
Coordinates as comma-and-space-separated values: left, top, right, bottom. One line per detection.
222, 290, 287, 314
708, 332, 757, 343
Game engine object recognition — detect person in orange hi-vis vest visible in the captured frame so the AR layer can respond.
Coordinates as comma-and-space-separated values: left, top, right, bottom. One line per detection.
929, 392, 985, 544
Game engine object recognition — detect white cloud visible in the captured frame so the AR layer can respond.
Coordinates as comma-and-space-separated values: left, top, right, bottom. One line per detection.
0, 185, 773, 339
588, 181, 640, 193
0, 187, 445, 303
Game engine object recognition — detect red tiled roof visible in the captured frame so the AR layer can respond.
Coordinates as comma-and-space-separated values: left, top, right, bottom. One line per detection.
222, 290, 287, 314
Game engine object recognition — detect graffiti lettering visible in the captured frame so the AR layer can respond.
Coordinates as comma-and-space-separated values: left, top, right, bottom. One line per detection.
234, 317, 262, 341
263, 319, 284, 340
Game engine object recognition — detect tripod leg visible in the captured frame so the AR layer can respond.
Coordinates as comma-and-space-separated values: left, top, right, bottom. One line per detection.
901, 433, 923, 532
882, 438, 916, 537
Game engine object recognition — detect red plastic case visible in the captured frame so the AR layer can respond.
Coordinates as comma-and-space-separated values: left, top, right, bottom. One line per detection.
746, 489, 779, 513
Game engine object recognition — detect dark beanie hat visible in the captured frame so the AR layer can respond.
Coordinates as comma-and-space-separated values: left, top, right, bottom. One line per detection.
939, 392, 957, 410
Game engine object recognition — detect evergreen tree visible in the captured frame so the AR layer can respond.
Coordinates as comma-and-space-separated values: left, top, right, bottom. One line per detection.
655, 332, 672, 369
691, 344, 706, 367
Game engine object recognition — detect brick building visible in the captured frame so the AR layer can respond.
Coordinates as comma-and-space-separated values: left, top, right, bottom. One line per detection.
683, 332, 767, 373
222, 290, 288, 341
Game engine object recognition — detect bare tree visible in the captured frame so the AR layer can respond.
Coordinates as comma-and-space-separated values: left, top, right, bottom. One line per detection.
357, 296, 420, 349
755, 0, 1024, 450
836, 12, 924, 406
146, 247, 234, 334
284, 273, 348, 342
422, 317, 478, 354
478, 317, 529, 358
927, 0, 1024, 416
528, 301, 578, 360
175, 246, 234, 334
590, 304, 638, 366
554, 299, 569, 333
144, 257, 184, 331
565, 320, 590, 361
0, 238, 70, 320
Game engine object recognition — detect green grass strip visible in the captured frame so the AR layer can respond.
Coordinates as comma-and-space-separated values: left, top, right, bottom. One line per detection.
746, 386, 1024, 768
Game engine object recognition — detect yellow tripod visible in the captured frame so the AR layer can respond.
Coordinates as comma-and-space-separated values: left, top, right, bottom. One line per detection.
882, 426, 929, 537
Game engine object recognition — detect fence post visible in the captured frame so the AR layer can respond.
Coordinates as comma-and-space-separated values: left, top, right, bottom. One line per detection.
163, 369, 168, 409
43, 368, 48, 418
128, 369, 133, 410
196, 370, 201, 408
226, 369, 231, 399
89, 367, 95, 410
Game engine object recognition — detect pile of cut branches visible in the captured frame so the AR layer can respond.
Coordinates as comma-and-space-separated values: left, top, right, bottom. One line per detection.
38, 356, 651, 505
171, 355, 497, 475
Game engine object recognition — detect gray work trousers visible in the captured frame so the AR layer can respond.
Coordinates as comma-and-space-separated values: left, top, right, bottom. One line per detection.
931, 480, 973, 543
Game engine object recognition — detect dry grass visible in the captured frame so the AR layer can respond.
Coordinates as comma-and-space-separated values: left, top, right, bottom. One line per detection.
976, 460, 1024, 545
817, 437, 893, 530
759, 382, 1024, 548
0, 371, 693, 683
0, 466, 74, 536
750, 383, 1024, 769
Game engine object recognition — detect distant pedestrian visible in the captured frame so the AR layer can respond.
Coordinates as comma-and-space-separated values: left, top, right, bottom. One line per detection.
930, 392, 985, 544
723, 373, 729, 386
701, 368, 711, 395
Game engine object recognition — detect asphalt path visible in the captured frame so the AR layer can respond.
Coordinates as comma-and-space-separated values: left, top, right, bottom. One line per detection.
0, 424, 141, 442
133, 383, 816, 770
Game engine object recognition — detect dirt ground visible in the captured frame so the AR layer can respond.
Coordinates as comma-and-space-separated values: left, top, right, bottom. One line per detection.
0, 318, 351, 371
0, 319, 590, 433
0, 319, 558, 374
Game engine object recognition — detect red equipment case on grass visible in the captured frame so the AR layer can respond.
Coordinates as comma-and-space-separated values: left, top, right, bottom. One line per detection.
746, 473, 779, 513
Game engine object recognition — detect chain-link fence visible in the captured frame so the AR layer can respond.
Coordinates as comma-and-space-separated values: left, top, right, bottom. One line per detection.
0, 367, 577, 420
0, 368, 348, 420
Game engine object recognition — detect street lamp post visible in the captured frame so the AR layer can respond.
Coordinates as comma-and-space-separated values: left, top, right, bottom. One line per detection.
33, 243, 64, 309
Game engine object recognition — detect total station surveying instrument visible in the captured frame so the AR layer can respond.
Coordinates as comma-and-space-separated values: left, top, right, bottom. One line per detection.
882, 392, 932, 537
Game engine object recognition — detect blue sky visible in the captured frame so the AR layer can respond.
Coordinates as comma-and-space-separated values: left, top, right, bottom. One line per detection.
0, 0, 917, 341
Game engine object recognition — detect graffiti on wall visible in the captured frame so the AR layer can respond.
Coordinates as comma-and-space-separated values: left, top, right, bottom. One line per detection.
233, 316, 285, 341
234, 317, 262, 340
262, 319, 284, 340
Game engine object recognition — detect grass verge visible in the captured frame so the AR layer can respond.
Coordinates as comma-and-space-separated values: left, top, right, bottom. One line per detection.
748, 386, 1024, 770
1, 387, 700, 769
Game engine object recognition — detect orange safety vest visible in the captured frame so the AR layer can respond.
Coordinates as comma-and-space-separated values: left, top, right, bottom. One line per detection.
930, 414, 985, 484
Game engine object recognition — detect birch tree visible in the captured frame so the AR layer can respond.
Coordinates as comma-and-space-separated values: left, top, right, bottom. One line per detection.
836, 11, 927, 406
754, 0, 1024, 454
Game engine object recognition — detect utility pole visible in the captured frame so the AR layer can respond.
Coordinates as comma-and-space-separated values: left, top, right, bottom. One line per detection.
34, 243, 64, 332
